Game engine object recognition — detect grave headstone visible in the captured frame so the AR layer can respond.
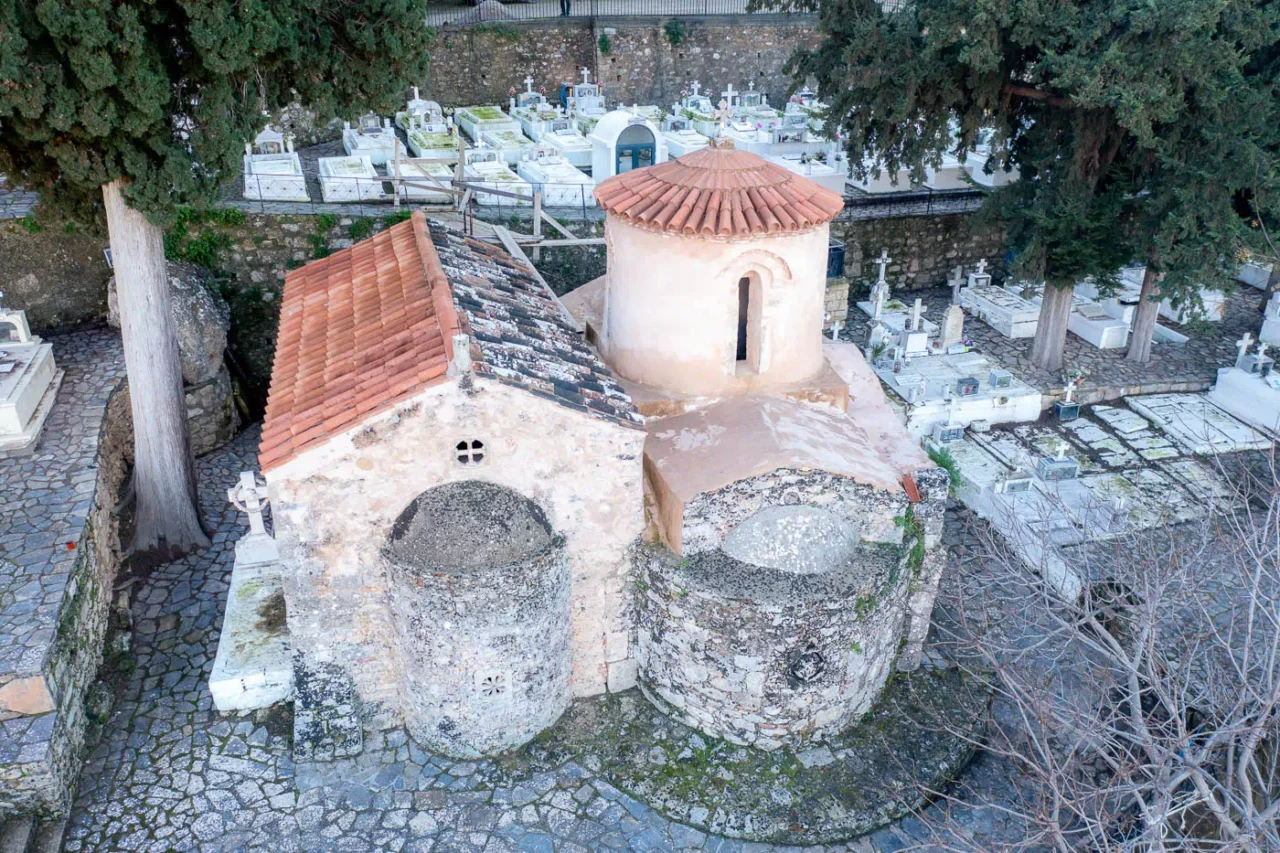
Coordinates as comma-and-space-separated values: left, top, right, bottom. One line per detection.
940, 304, 965, 351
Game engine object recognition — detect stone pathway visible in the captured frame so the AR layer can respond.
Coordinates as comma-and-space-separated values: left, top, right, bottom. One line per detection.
0, 327, 123, 775
843, 283, 1262, 403
64, 428, 1032, 852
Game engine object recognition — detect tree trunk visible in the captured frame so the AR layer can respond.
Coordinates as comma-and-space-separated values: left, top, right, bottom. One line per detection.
102, 179, 211, 556
1028, 283, 1074, 372
1261, 265, 1280, 313
1126, 266, 1162, 363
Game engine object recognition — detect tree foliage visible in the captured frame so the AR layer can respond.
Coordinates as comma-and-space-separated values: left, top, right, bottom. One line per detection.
761, 0, 1280, 309
0, 0, 434, 221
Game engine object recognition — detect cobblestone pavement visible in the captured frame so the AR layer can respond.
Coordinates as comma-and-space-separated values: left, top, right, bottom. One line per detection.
843, 282, 1261, 401
64, 428, 1036, 852
0, 327, 124, 764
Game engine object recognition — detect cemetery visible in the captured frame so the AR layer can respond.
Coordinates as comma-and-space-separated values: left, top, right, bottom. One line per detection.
1, 6, 1279, 852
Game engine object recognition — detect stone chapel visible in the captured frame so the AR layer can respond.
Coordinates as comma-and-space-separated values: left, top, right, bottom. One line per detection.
259, 143, 947, 758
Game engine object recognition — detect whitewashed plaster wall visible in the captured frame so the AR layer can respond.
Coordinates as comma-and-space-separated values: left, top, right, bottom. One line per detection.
265, 375, 647, 706
600, 217, 830, 396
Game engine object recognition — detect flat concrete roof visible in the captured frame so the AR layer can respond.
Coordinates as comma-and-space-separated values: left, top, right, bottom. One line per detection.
645, 394, 909, 502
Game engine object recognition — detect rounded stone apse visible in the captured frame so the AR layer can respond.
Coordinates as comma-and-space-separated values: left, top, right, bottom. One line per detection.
635, 504, 915, 750
383, 481, 571, 758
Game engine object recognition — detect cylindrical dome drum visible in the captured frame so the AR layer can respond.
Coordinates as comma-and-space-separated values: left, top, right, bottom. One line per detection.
384, 481, 571, 757
635, 505, 912, 750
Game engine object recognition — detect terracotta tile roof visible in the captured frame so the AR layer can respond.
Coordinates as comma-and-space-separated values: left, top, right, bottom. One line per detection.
428, 222, 643, 430
593, 145, 846, 238
260, 210, 458, 472
261, 213, 640, 472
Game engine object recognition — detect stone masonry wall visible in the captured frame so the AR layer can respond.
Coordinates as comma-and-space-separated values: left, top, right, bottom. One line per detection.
0, 219, 110, 332
267, 376, 646, 708
421, 18, 821, 112
387, 531, 572, 758
635, 543, 912, 750
830, 214, 1008, 293
0, 384, 128, 817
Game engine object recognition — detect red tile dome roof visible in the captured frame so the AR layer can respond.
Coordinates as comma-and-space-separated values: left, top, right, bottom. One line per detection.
593, 144, 845, 238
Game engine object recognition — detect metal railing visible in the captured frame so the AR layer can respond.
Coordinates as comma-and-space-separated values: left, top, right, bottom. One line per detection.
425, 0, 792, 26
424, 0, 906, 25
4, 175, 985, 225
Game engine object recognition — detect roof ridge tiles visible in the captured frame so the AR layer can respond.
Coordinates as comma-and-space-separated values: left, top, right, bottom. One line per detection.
595, 146, 843, 237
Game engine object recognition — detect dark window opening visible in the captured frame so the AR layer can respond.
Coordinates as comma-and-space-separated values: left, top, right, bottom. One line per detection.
456, 439, 485, 465
737, 277, 750, 362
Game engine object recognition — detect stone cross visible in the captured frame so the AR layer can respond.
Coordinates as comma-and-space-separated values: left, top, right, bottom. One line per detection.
874, 249, 892, 284
1259, 341, 1270, 361
1056, 440, 1068, 461
228, 472, 270, 537
723, 84, 738, 105
748, 80, 755, 91
1236, 332, 1255, 362
524, 76, 535, 93
1063, 378, 1076, 403
715, 99, 732, 132
580, 68, 592, 86
949, 266, 965, 304
829, 319, 843, 342
910, 298, 926, 331
0, 291, 6, 311
412, 86, 420, 101
690, 80, 701, 97
871, 287, 886, 321
975, 258, 989, 277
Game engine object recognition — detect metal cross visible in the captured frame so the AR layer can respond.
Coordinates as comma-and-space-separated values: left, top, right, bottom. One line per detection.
1236, 332, 1255, 361
1063, 378, 1076, 403
227, 471, 270, 537
829, 319, 844, 341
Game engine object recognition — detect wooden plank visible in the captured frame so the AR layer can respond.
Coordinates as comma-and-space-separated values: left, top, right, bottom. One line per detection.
492, 225, 583, 333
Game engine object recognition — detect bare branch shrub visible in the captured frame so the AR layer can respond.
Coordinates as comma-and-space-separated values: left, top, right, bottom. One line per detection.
916, 459, 1280, 852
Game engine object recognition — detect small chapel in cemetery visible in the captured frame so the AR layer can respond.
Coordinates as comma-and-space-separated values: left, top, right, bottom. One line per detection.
246, 141, 947, 759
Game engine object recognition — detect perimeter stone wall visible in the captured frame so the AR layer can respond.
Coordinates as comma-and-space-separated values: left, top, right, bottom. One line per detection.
830, 213, 1008, 293
421, 18, 821, 112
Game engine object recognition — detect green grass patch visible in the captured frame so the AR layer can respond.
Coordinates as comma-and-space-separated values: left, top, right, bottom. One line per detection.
927, 445, 961, 494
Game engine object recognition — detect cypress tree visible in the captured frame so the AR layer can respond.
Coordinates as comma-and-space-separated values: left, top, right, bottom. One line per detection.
0, 0, 433, 556
762, 0, 1280, 370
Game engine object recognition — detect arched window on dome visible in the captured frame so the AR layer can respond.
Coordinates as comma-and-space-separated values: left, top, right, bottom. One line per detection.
734, 272, 763, 375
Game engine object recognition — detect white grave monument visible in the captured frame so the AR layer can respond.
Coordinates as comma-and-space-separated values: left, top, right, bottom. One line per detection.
940, 266, 966, 351
1011, 280, 1130, 349
0, 295, 63, 455
870, 349, 1041, 440
1260, 292, 1280, 346
242, 126, 308, 202
588, 110, 667, 180
959, 260, 1040, 339
210, 472, 294, 712
516, 148, 596, 208
317, 155, 384, 202
342, 114, 403, 166
1207, 333, 1280, 436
